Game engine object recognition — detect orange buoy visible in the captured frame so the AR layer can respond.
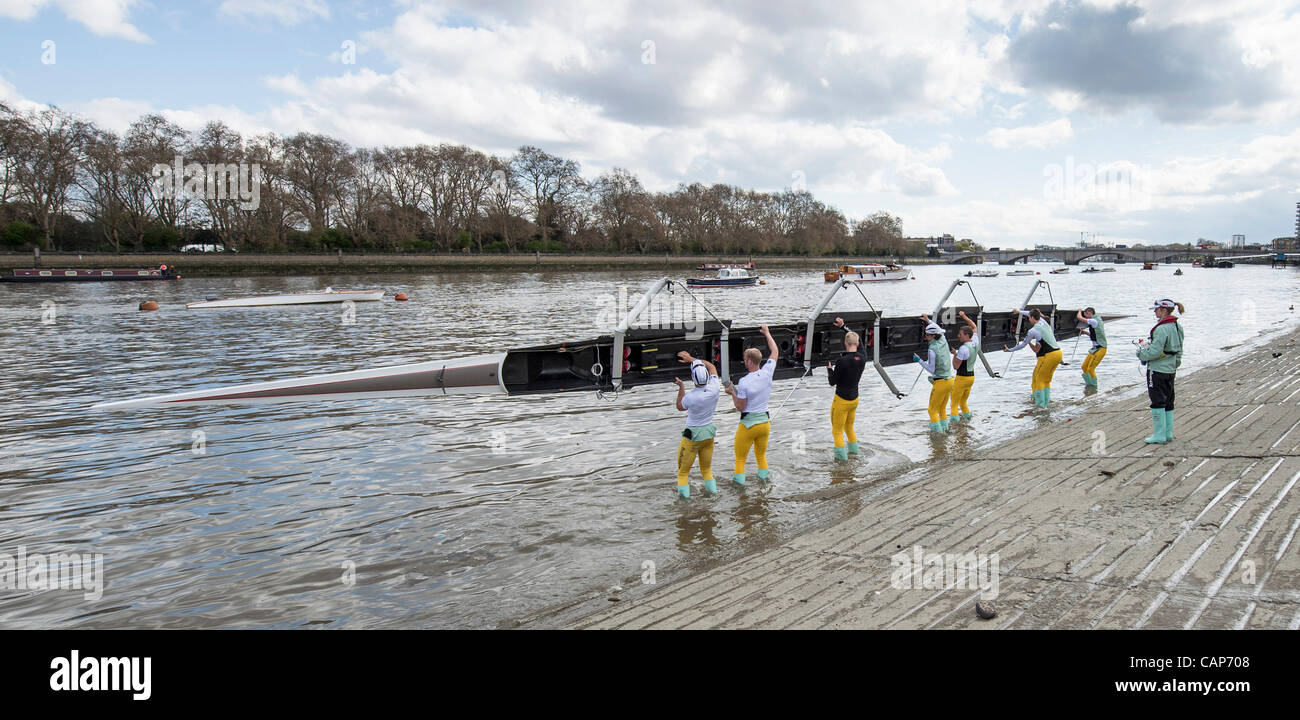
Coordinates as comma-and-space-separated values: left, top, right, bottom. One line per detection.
394, 292, 409, 302
139, 300, 159, 311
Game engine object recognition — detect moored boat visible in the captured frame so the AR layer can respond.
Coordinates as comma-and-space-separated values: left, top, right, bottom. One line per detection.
685, 267, 759, 288
1049, 267, 1070, 274
186, 289, 384, 309
0, 267, 179, 282
824, 263, 911, 282
1006, 269, 1035, 276
964, 269, 999, 278
1142, 262, 1157, 270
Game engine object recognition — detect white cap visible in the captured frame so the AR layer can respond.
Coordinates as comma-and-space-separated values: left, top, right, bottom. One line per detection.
691, 360, 709, 386
925, 322, 944, 336
1150, 299, 1177, 309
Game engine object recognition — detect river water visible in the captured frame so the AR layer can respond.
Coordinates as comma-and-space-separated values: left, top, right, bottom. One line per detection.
0, 262, 1296, 628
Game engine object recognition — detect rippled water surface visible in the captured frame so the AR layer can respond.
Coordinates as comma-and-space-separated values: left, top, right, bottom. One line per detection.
0, 263, 1296, 627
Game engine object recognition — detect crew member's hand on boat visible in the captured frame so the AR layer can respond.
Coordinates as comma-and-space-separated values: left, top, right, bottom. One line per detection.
833, 317, 844, 328
912, 354, 922, 363
676, 351, 694, 363
673, 377, 685, 390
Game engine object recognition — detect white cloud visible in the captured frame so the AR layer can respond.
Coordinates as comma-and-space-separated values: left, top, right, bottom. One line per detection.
982, 118, 1073, 149
0, 0, 149, 42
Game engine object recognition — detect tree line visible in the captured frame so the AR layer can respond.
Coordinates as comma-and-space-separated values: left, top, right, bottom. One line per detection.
0, 102, 917, 256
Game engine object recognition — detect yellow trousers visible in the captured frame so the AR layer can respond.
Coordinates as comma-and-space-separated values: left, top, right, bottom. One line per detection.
1032, 349, 1062, 391
830, 395, 859, 448
733, 422, 770, 475
675, 437, 715, 487
950, 375, 974, 415
928, 377, 953, 423
1081, 346, 1107, 378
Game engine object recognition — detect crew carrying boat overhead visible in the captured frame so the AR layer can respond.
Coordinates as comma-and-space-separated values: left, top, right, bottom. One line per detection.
827, 317, 866, 460
673, 351, 721, 499
1136, 299, 1185, 444
949, 311, 979, 423
913, 315, 954, 433
1077, 307, 1107, 389
724, 324, 777, 485
1003, 308, 1062, 407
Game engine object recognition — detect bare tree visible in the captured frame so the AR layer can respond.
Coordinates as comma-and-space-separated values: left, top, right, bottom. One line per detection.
5, 105, 88, 249
76, 129, 128, 252
512, 145, 582, 250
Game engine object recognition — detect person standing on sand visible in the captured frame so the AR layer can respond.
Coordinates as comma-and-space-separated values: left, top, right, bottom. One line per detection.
1136, 299, 1185, 444
913, 315, 954, 433
724, 324, 778, 485
1076, 307, 1108, 388
673, 351, 721, 499
949, 311, 979, 422
827, 317, 866, 460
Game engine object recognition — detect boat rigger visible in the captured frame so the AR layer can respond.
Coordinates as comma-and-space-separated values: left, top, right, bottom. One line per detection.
93, 278, 1123, 410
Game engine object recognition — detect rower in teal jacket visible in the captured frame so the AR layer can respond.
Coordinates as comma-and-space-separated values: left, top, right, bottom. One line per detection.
1136, 298, 1185, 444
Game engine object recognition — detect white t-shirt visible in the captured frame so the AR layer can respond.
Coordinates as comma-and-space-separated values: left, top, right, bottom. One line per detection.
735, 359, 776, 413
955, 333, 980, 364
682, 376, 720, 427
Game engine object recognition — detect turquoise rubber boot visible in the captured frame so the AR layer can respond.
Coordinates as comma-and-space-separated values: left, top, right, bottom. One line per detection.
1044, 388, 1051, 406
703, 479, 718, 494
731, 473, 746, 486
755, 469, 771, 482
677, 485, 690, 499
948, 413, 962, 425
939, 418, 950, 432
1144, 409, 1167, 444
1164, 410, 1174, 442
846, 441, 860, 455
1031, 389, 1042, 406
833, 446, 848, 461
961, 411, 973, 420
929, 421, 944, 433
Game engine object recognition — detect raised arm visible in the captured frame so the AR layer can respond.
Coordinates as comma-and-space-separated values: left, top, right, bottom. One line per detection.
761, 324, 777, 362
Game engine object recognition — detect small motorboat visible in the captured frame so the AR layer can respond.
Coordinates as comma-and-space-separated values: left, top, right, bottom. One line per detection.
824, 263, 912, 283
186, 288, 385, 309
1049, 267, 1070, 274
685, 267, 759, 287
1173, 269, 1184, 276
1082, 266, 1116, 273
1142, 262, 1157, 270
1006, 269, 1035, 276
964, 269, 999, 278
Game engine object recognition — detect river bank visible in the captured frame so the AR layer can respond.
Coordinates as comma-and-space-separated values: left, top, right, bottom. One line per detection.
0, 252, 949, 277
521, 322, 1300, 630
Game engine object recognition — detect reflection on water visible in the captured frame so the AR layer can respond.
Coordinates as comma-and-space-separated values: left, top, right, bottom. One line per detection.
0, 264, 1296, 627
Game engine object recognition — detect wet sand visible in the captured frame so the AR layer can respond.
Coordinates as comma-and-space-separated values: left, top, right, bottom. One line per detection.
523, 329, 1300, 629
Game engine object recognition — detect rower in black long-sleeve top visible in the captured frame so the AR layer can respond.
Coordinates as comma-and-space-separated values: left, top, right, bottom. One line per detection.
827, 317, 866, 460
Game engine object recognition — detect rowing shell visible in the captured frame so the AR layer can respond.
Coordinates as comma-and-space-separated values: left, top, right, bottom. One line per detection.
93, 355, 506, 410
186, 290, 384, 309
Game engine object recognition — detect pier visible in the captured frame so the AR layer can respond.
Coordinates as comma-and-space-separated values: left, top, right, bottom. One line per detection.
544, 332, 1300, 630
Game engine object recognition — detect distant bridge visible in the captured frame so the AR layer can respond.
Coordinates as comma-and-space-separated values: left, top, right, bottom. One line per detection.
942, 247, 1287, 265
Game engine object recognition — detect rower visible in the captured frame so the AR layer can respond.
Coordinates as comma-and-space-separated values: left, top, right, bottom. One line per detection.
1076, 307, 1107, 389
1136, 299, 1185, 444
1003, 308, 1062, 407
724, 324, 777, 485
673, 351, 721, 499
827, 317, 866, 460
912, 316, 954, 433
949, 311, 978, 422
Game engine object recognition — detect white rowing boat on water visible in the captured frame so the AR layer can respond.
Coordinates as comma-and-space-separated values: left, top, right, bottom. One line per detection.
186, 289, 385, 309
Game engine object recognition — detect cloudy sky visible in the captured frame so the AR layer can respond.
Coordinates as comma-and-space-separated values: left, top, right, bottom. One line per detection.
2, 0, 1298, 248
